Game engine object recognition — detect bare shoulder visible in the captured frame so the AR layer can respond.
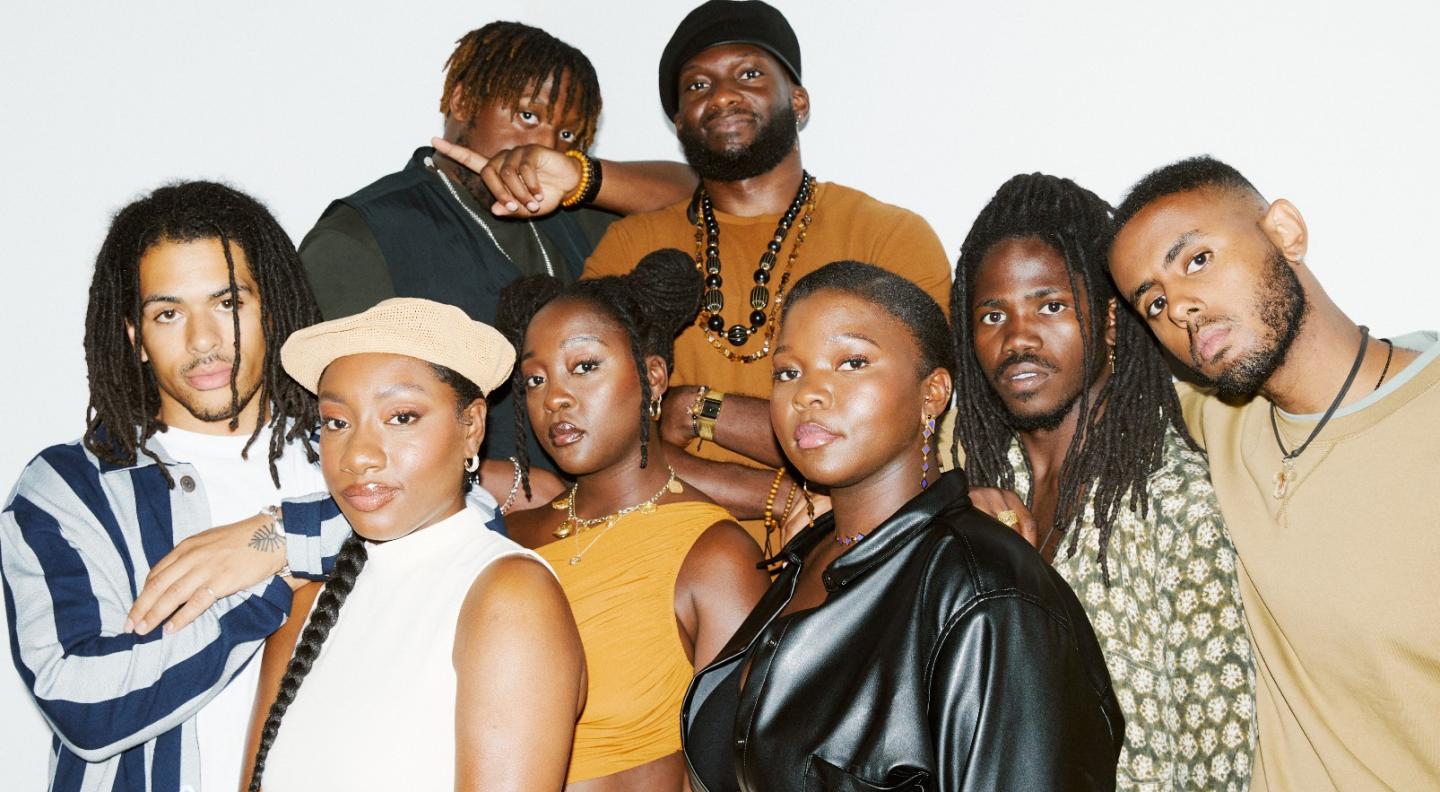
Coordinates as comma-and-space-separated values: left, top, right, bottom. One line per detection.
501, 500, 567, 550
461, 554, 562, 618
681, 517, 767, 590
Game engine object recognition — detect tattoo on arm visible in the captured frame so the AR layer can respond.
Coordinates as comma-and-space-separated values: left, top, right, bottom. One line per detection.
249, 522, 284, 553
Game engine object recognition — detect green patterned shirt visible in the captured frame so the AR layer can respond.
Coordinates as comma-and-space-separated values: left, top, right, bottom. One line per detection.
1006, 426, 1257, 791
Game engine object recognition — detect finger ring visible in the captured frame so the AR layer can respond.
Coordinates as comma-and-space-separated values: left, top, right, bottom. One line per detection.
205, 586, 219, 600
996, 510, 1019, 527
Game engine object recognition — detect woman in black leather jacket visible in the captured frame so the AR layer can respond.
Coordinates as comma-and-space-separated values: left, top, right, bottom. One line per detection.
681, 261, 1124, 792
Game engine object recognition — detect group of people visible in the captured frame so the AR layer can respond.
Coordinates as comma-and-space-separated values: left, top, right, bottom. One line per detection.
2, 1, 1436, 791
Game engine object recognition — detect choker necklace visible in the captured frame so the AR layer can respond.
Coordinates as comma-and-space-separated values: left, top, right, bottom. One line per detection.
691, 172, 817, 362
1375, 338, 1394, 389
835, 531, 865, 547
1269, 325, 1369, 499
426, 155, 554, 277
552, 466, 683, 564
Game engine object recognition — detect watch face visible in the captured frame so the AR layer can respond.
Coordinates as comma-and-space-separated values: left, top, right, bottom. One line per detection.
701, 398, 724, 420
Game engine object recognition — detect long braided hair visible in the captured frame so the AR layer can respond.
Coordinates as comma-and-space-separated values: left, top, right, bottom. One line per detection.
495, 248, 702, 497
440, 21, 603, 150
246, 362, 486, 789
83, 180, 321, 487
245, 533, 366, 791
949, 173, 1194, 579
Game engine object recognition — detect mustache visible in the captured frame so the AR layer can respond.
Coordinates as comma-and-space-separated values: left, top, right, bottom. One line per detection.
180, 354, 236, 375
702, 106, 756, 125
991, 351, 1059, 381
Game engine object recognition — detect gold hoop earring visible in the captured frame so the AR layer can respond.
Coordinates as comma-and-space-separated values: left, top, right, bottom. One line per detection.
648, 397, 663, 421
920, 413, 936, 490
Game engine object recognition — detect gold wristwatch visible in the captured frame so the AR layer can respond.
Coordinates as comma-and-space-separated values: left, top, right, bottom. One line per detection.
695, 390, 726, 442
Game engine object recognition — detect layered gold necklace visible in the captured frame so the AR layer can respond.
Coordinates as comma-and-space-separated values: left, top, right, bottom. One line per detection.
551, 466, 683, 565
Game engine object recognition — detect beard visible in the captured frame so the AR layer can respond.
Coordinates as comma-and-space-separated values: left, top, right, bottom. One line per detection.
168, 357, 263, 423
1198, 248, 1308, 400
1004, 397, 1078, 433
991, 352, 1080, 433
678, 102, 798, 182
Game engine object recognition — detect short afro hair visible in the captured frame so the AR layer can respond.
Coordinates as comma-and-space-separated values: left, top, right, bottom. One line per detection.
1113, 155, 1264, 231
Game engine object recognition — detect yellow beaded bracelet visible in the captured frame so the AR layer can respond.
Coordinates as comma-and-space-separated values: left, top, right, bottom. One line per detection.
561, 149, 593, 208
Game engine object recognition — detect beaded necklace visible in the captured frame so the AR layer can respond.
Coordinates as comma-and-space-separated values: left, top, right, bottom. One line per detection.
691, 172, 817, 363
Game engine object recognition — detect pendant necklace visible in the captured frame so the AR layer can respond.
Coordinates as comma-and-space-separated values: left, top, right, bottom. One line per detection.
1269, 325, 1369, 499
691, 172, 817, 363
551, 466, 683, 564
427, 155, 554, 277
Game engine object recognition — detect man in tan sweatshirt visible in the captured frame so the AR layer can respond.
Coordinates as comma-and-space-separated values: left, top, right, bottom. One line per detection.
1108, 155, 1439, 791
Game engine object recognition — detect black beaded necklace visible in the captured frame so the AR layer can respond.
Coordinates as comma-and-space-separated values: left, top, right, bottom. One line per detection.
693, 171, 816, 362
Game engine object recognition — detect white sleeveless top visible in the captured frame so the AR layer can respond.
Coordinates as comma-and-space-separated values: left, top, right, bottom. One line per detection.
262, 503, 547, 790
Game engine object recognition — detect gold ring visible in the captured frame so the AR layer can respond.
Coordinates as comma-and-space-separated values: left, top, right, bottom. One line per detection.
995, 509, 1019, 527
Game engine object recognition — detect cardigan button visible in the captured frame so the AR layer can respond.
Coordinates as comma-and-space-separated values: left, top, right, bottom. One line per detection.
179, 476, 196, 493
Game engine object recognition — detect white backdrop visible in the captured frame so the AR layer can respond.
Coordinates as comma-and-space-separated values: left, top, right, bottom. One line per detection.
2, 0, 1436, 785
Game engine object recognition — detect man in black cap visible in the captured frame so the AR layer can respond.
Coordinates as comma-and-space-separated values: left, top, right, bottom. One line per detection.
583, 0, 952, 543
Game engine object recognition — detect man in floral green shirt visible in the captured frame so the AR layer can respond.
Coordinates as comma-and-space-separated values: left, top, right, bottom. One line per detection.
947, 173, 1256, 790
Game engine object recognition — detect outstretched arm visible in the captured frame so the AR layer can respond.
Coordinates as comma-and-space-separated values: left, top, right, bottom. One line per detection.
454, 556, 585, 791
667, 450, 780, 522
659, 387, 785, 469
431, 138, 696, 218
0, 453, 297, 761
126, 492, 349, 635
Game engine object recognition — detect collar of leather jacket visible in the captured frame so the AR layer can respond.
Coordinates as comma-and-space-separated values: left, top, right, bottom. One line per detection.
781, 467, 973, 593
702, 467, 980, 687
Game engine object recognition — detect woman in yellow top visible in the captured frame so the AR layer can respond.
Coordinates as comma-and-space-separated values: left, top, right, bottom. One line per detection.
497, 248, 772, 790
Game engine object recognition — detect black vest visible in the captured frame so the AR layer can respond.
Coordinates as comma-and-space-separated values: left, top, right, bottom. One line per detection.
337, 147, 592, 324
336, 147, 597, 472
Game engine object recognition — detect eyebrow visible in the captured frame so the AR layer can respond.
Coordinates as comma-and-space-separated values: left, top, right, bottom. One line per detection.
140, 283, 253, 309
832, 331, 880, 347
318, 381, 427, 403
561, 334, 603, 349
977, 287, 1061, 310
521, 333, 605, 361
1164, 231, 1201, 266
1130, 230, 1200, 309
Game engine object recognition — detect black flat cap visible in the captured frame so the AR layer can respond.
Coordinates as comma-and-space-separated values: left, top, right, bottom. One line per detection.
658, 0, 802, 119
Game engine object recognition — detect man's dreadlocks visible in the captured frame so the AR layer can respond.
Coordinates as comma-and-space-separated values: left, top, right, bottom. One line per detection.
949, 172, 1195, 580
83, 180, 322, 488
440, 21, 603, 151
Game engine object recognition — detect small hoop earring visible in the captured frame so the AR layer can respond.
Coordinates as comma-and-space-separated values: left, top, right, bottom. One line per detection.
648, 397, 663, 421
464, 455, 479, 473
920, 413, 935, 490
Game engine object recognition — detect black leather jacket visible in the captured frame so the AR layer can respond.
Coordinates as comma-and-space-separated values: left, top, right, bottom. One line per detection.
681, 471, 1124, 792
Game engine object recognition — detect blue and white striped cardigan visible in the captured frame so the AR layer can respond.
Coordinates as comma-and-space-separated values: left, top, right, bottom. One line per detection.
0, 434, 349, 792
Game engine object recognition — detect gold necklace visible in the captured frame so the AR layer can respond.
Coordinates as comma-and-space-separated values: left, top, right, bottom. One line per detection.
551, 466, 683, 564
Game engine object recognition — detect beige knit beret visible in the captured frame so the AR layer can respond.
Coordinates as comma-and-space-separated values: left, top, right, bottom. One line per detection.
280, 298, 516, 396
